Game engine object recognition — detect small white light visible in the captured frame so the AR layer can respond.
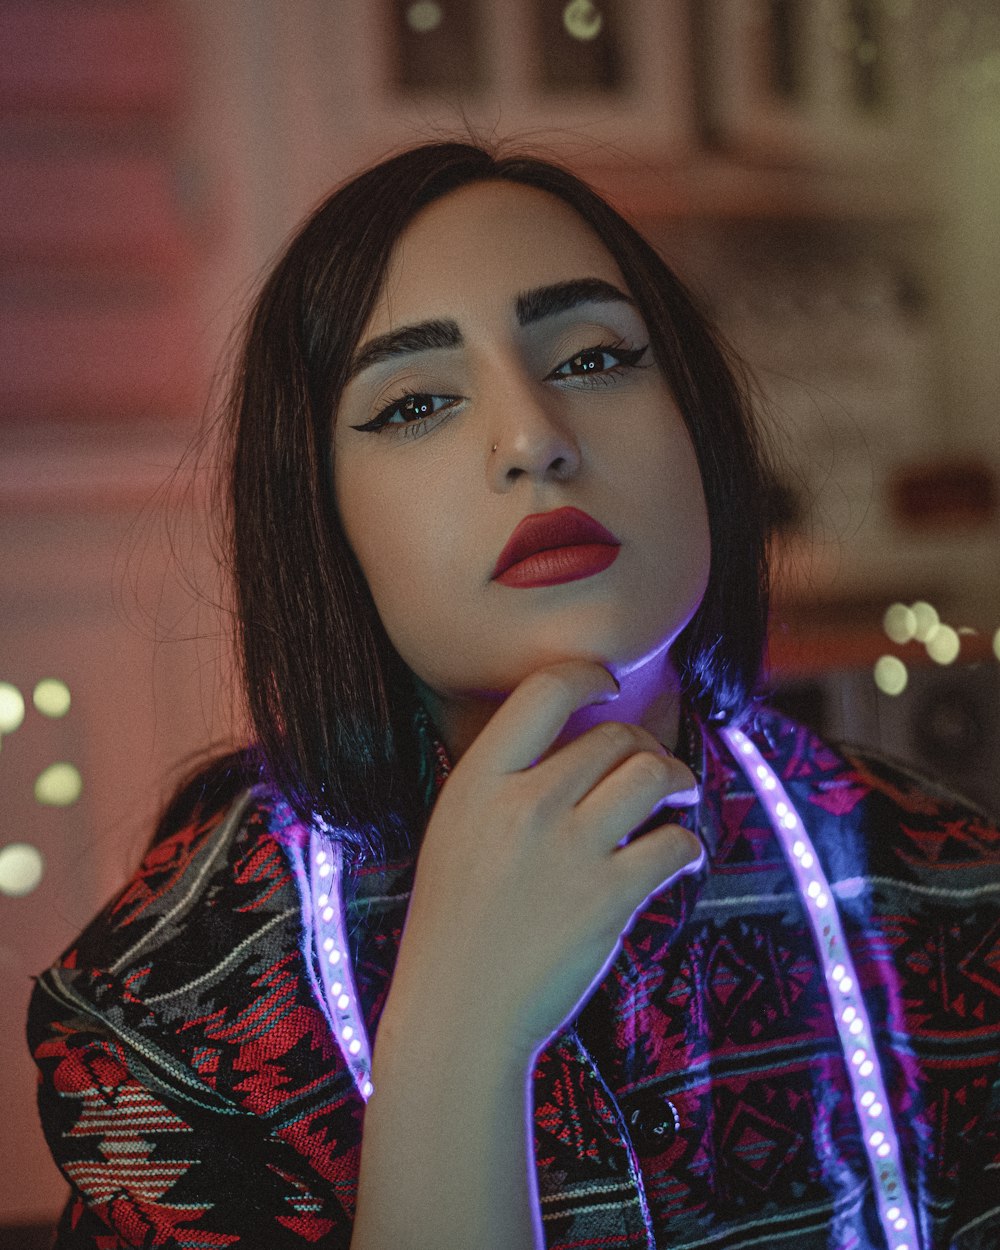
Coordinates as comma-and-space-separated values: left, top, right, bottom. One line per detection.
0, 842, 45, 897
348, 1038, 362, 1054
323, 937, 334, 951
405, 1, 443, 35
783, 812, 798, 828
342, 1026, 353, 1041
756, 765, 768, 780
894, 1218, 908, 1231
860, 1060, 875, 1077
34, 762, 82, 807
740, 740, 753, 754
322, 906, 334, 921
883, 602, 917, 644
315, 850, 327, 865
362, 1079, 374, 1097
861, 1091, 875, 1106
832, 964, 846, 981
800, 852, 814, 868
869, 1101, 883, 1116
328, 949, 341, 964
869, 1130, 885, 1146
319, 862, 332, 877
337, 993, 350, 1009
850, 1018, 864, 1035
807, 881, 821, 898
926, 624, 960, 665
776, 802, 789, 818
33, 678, 71, 718
318, 893, 329, 907
762, 774, 777, 790
842, 1006, 857, 1024
886, 1208, 901, 1222
793, 840, 806, 857
0, 682, 25, 734
839, 976, 854, 993
852, 1048, 866, 1065
877, 1142, 891, 1157
816, 892, 829, 908
330, 981, 342, 996
874, 654, 908, 697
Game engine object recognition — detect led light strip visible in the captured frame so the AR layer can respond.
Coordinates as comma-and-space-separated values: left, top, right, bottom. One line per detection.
720, 726, 920, 1250
297, 730, 922, 1247
296, 829, 374, 1101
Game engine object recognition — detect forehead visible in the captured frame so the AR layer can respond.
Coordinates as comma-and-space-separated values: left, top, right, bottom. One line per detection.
367, 180, 629, 334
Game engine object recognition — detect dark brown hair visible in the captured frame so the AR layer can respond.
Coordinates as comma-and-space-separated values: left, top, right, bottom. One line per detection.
224, 141, 772, 861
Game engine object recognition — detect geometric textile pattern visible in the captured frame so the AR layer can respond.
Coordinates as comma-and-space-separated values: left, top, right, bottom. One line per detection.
28, 709, 1000, 1247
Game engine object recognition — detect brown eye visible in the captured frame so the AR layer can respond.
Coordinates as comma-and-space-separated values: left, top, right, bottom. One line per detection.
349, 392, 461, 435
550, 343, 649, 381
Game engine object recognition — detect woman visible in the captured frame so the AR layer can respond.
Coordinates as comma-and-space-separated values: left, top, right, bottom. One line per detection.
29, 142, 1000, 1249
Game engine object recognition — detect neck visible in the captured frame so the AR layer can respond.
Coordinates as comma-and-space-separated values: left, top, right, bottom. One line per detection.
418, 650, 684, 764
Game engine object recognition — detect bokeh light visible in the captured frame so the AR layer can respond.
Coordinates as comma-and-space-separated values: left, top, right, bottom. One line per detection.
926, 624, 960, 665
34, 762, 82, 807
405, 1, 442, 34
0, 842, 44, 897
911, 601, 940, 643
883, 602, 917, 644
874, 655, 908, 696
33, 678, 71, 718
563, 0, 603, 41
0, 682, 25, 734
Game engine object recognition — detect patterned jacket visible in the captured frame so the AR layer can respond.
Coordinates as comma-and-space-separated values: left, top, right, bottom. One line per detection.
28, 709, 1000, 1248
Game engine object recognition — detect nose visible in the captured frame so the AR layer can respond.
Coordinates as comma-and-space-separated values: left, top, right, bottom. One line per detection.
487, 386, 582, 490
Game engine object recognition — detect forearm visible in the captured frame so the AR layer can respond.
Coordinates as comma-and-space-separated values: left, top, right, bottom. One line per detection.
350, 1005, 542, 1250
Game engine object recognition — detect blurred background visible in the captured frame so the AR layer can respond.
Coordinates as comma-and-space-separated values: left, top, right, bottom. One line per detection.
1, 0, 998, 1237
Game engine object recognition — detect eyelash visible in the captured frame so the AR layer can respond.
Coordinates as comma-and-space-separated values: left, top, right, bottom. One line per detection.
349, 340, 651, 439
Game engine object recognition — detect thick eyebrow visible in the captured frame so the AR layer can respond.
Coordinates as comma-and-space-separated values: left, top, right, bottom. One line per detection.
515, 277, 636, 325
346, 277, 636, 382
346, 319, 461, 382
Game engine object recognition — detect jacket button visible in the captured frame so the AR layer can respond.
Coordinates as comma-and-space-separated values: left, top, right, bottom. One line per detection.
624, 1093, 681, 1153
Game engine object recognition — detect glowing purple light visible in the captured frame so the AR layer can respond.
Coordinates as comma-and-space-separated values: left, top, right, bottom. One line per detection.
719, 726, 921, 1250
289, 827, 376, 1104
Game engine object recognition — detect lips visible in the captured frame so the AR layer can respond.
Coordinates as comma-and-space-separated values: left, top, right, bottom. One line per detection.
492, 506, 620, 588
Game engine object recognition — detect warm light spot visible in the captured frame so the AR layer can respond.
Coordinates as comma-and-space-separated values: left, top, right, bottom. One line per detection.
0, 682, 25, 733
883, 602, 916, 644
405, 1, 443, 34
874, 655, 908, 696
911, 601, 939, 643
993, 628, 1000, 662
926, 624, 960, 665
0, 842, 44, 897
563, 0, 603, 40
33, 678, 71, 718
34, 762, 82, 806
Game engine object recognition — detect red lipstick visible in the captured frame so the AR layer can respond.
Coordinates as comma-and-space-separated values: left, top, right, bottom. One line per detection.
492, 506, 620, 589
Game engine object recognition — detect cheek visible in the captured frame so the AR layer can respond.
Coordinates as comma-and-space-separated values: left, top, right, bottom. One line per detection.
335, 466, 462, 667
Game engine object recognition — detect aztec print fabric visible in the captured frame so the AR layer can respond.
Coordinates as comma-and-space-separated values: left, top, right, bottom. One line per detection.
27, 708, 1000, 1248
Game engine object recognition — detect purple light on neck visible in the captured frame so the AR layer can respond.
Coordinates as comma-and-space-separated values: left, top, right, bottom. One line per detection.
720, 726, 920, 1250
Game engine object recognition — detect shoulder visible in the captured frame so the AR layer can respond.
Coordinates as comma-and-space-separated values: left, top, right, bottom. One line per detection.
31, 753, 314, 1048
734, 704, 1000, 887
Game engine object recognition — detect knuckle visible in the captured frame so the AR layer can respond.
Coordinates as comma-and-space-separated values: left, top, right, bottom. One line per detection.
631, 751, 672, 789
595, 720, 637, 753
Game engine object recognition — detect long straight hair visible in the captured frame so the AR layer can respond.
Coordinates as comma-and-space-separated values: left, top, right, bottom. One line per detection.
224, 141, 772, 861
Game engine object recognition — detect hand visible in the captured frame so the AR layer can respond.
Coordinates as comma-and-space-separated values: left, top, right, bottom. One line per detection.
383, 661, 703, 1065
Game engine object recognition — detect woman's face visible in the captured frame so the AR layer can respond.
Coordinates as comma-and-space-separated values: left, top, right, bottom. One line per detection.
333, 181, 710, 739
